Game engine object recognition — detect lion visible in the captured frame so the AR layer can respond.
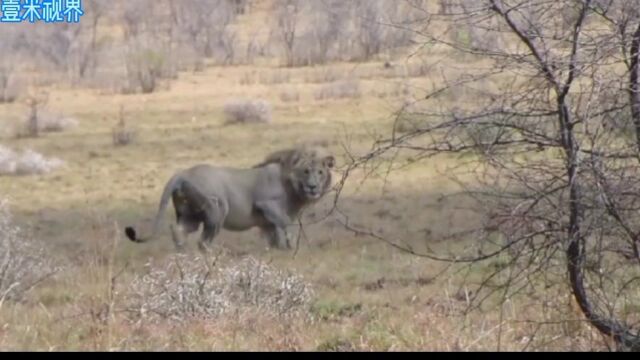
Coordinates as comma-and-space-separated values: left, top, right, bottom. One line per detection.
124, 146, 335, 251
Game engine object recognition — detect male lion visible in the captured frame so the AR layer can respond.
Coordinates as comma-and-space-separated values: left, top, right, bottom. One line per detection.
125, 146, 335, 251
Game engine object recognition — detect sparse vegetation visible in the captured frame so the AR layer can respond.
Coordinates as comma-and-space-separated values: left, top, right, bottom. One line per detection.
223, 98, 273, 124
0, 200, 59, 303
259, 70, 291, 85
314, 79, 361, 101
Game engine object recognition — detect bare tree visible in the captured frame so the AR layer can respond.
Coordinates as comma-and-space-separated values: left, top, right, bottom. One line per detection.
270, 0, 419, 66
119, 0, 177, 93
177, 0, 237, 64
337, 0, 640, 351
271, 0, 301, 67
353, 0, 386, 61
66, 1, 108, 81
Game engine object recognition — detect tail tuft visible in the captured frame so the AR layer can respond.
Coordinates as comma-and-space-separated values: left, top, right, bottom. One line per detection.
125, 227, 138, 242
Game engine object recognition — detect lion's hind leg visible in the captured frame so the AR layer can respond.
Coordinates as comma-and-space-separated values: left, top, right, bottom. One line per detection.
198, 197, 228, 253
171, 189, 202, 251
175, 183, 229, 254
170, 217, 200, 251
198, 199, 227, 252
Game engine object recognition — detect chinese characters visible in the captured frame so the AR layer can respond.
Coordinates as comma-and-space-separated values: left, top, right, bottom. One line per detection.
0, 0, 83, 23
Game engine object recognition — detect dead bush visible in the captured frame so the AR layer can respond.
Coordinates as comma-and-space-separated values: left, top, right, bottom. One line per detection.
0, 145, 64, 176
314, 79, 361, 101
112, 124, 136, 146
126, 254, 314, 323
223, 99, 273, 124
14, 95, 49, 138
112, 108, 137, 146
0, 199, 60, 304
280, 88, 300, 103
37, 113, 79, 133
15, 112, 79, 137
10, 92, 76, 138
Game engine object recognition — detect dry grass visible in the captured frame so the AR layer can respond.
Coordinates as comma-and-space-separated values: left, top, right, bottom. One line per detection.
259, 70, 291, 85
314, 79, 362, 101
305, 68, 346, 84
0, 61, 608, 348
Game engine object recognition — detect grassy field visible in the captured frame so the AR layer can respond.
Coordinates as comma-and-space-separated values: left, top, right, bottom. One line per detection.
0, 2, 613, 351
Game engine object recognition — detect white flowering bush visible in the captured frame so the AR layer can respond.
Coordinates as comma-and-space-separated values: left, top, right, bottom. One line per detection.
0, 145, 64, 176
127, 254, 314, 323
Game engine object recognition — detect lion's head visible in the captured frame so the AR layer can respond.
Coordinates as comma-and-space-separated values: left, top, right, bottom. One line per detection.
287, 151, 334, 200
256, 145, 335, 201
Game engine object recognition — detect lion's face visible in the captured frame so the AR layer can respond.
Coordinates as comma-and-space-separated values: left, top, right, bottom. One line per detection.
288, 154, 334, 201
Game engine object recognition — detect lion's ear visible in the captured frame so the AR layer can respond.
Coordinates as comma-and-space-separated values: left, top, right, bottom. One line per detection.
323, 155, 335, 169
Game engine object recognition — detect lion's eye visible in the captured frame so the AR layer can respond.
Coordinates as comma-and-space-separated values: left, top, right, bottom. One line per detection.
318, 170, 324, 175
304, 169, 310, 175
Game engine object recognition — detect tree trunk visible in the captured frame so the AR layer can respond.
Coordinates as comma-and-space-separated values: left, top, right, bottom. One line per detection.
630, 22, 640, 154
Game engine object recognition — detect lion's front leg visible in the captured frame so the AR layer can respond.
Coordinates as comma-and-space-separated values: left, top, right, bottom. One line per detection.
256, 200, 293, 250
272, 226, 292, 249
261, 225, 291, 250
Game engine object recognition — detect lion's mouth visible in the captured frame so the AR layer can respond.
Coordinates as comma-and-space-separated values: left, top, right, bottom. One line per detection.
308, 191, 321, 199
303, 186, 322, 199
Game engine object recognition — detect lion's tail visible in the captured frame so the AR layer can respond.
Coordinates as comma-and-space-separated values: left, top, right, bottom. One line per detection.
125, 174, 183, 243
